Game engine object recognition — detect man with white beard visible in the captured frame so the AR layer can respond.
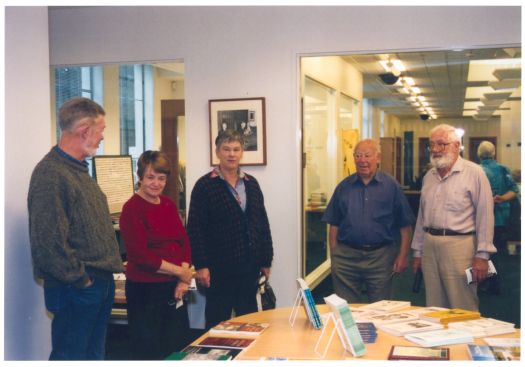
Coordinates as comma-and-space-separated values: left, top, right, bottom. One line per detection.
410, 124, 496, 311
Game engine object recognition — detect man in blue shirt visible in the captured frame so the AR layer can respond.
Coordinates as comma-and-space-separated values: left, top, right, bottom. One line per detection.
477, 141, 518, 294
323, 139, 415, 303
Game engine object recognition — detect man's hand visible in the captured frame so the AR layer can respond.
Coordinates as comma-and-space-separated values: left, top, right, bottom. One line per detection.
196, 268, 211, 288
393, 254, 408, 274
412, 257, 422, 274
260, 267, 271, 280
471, 257, 489, 283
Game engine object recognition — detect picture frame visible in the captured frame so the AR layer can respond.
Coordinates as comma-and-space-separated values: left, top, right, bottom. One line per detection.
209, 97, 266, 166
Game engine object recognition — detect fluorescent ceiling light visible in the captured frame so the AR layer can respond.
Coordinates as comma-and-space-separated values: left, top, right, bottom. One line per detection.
421, 101, 429, 106
402, 77, 415, 86
463, 101, 483, 109
411, 87, 421, 94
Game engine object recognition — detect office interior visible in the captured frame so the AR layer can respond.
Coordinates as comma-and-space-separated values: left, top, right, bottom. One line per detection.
4, 6, 521, 360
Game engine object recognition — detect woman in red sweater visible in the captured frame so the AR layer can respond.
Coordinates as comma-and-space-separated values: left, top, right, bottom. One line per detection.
119, 151, 193, 360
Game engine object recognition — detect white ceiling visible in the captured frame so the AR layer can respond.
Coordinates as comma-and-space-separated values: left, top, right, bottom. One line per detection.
342, 47, 521, 121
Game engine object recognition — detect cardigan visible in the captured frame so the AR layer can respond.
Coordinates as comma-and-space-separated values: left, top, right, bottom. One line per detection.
187, 171, 273, 272
119, 194, 192, 282
27, 146, 124, 287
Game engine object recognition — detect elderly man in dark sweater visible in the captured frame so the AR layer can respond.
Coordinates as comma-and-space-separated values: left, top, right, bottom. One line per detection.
28, 97, 123, 360
187, 129, 273, 329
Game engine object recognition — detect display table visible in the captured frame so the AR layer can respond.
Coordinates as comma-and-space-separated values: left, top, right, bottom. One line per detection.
189, 305, 520, 360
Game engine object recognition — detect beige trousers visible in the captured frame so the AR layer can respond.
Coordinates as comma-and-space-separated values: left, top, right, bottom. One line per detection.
422, 233, 479, 311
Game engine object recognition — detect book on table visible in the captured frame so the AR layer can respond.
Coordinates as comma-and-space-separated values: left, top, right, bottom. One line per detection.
404, 328, 474, 347
387, 345, 450, 360
360, 300, 411, 312
467, 343, 520, 361
365, 311, 419, 326
324, 293, 366, 357
196, 336, 255, 349
482, 337, 521, 361
408, 306, 449, 315
209, 321, 269, 337
377, 319, 444, 336
419, 308, 481, 324
166, 345, 243, 360
466, 344, 497, 361
356, 322, 377, 343
447, 317, 515, 337
296, 278, 323, 329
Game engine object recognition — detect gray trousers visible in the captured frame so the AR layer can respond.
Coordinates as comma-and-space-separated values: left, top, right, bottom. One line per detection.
330, 243, 397, 304
422, 233, 479, 311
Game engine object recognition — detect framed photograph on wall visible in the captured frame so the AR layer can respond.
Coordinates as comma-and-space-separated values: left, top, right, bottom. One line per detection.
209, 97, 266, 166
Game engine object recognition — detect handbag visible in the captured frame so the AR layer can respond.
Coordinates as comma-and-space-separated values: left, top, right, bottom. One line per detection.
258, 275, 276, 310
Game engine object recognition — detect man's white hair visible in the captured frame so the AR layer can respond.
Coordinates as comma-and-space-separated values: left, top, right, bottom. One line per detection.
429, 124, 460, 143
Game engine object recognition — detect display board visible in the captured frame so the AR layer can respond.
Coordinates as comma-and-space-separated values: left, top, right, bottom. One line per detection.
93, 155, 135, 215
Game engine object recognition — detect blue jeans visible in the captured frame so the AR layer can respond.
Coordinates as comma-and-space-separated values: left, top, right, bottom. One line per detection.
44, 277, 115, 360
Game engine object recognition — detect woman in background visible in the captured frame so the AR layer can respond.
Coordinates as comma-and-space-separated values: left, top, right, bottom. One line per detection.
120, 150, 193, 360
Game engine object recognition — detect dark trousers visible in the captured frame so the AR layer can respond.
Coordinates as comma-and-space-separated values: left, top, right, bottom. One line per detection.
125, 280, 190, 360
204, 268, 260, 330
44, 276, 115, 360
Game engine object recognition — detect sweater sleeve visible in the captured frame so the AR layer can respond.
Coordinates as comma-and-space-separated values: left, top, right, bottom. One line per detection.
28, 168, 89, 287
119, 198, 163, 272
187, 178, 210, 269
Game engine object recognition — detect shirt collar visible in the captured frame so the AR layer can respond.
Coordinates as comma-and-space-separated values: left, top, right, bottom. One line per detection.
210, 167, 249, 181
348, 171, 382, 184
53, 145, 89, 167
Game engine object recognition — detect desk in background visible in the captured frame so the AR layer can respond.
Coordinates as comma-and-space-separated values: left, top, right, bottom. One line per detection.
189, 305, 520, 360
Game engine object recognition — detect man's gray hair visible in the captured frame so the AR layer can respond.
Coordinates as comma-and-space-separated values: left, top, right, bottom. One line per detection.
429, 124, 461, 143
477, 141, 496, 160
59, 97, 105, 132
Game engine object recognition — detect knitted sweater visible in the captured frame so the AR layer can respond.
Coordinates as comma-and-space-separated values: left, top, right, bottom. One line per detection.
119, 194, 191, 282
27, 147, 124, 287
187, 171, 273, 272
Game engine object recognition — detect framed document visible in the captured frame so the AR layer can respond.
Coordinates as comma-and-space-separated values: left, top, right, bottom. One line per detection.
92, 155, 135, 215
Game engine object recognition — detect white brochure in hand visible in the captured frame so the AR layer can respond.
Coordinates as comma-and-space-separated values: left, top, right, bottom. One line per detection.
465, 260, 497, 284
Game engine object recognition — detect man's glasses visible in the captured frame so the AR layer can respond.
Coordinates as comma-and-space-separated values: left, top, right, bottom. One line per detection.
353, 153, 375, 159
428, 142, 451, 151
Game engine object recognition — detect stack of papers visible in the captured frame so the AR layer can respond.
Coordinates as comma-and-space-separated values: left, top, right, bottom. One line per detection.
404, 328, 474, 347
378, 319, 444, 336
360, 300, 411, 312
448, 318, 515, 337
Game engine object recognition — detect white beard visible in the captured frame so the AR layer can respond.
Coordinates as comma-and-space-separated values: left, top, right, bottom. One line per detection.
430, 154, 453, 169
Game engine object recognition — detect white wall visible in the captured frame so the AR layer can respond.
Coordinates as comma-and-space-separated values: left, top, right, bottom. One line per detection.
5, 6, 52, 360
5, 6, 521, 360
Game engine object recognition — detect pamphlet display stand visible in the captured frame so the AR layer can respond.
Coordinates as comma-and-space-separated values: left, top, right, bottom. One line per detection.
314, 312, 345, 358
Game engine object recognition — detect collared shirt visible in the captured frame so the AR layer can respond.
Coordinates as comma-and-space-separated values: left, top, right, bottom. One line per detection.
480, 159, 519, 227
53, 145, 89, 168
211, 167, 248, 211
411, 157, 496, 257
322, 171, 415, 245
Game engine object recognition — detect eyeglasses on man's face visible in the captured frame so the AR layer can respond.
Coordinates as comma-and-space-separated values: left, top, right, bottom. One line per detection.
353, 152, 376, 160
428, 142, 451, 151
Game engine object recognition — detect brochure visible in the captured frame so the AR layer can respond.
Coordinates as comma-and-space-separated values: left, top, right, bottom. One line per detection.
324, 294, 366, 357
447, 317, 515, 337
209, 321, 269, 337
404, 328, 474, 347
378, 319, 444, 336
